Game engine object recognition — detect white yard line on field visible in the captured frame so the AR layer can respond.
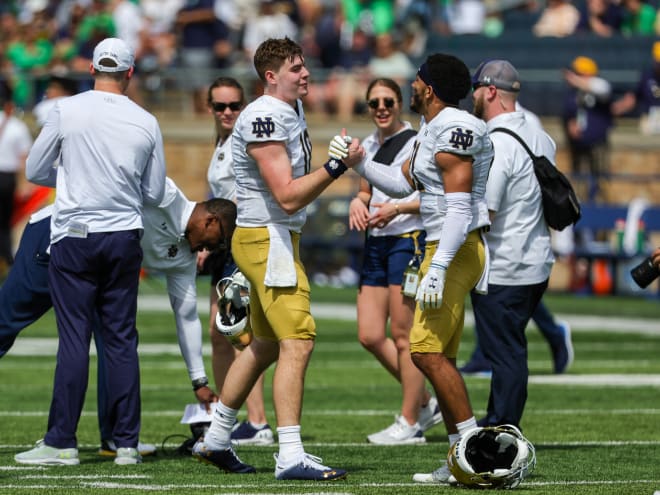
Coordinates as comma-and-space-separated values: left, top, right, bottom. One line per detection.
0, 479, 656, 492
138, 296, 660, 335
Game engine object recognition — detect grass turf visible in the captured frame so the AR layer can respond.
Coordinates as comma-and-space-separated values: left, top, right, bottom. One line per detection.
0, 283, 658, 494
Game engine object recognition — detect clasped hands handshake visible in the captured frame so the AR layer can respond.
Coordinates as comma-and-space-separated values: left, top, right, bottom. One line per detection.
328, 130, 364, 165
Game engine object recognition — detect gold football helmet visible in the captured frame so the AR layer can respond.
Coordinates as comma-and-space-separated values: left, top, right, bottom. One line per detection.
447, 425, 536, 489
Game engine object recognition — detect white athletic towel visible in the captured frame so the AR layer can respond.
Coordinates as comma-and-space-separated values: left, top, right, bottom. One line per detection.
474, 230, 490, 294
264, 224, 297, 287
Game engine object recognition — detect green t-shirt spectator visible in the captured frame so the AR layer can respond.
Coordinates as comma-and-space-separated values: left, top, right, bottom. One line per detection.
75, 12, 116, 45
341, 0, 395, 35
621, 1, 656, 35
6, 38, 54, 107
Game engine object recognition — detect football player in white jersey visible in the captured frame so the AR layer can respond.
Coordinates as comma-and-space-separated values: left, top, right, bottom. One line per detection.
193, 37, 361, 480
348, 78, 443, 446
201, 76, 273, 446
21, 37, 166, 466
337, 53, 494, 484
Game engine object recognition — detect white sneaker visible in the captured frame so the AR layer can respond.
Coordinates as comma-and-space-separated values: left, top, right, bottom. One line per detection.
367, 415, 425, 445
413, 461, 457, 484
15, 439, 79, 466
114, 447, 142, 465
274, 452, 347, 480
418, 396, 443, 432
99, 439, 156, 457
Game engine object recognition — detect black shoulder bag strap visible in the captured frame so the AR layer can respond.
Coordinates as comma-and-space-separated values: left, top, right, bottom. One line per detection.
490, 127, 538, 159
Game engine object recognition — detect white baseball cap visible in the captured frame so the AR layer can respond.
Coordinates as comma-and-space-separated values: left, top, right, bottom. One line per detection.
92, 38, 134, 72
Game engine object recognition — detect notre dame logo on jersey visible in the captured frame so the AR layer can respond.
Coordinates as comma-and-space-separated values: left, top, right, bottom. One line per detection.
449, 128, 474, 151
168, 245, 178, 258
252, 117, 275, 138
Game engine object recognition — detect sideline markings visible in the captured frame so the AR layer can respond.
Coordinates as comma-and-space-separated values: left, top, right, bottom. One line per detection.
0, 479, 656, 491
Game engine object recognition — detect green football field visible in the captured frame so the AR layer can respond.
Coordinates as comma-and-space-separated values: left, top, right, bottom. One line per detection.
1, 281, 659, 495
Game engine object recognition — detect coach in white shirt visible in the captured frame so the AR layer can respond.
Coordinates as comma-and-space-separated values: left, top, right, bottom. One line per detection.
7, 179, 236, 463
470, 60, 555, 429
20, 37, 166, 466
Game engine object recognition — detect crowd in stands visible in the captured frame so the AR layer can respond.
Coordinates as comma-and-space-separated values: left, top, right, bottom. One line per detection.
1, 0, 660, 115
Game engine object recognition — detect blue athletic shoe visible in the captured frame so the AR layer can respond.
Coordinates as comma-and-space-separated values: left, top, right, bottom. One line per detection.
274, 453, 347, 481
552, 321, 574, 374
459, 359, 492, 378
231, 421, 274, 446
192, 440, 256, 474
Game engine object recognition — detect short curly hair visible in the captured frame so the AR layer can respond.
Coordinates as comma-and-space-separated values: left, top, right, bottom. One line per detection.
425, 53, 471, 106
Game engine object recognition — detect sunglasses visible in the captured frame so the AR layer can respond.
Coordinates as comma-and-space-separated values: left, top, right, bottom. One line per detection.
211, 101, 242, 112
367, 97, 395, 109
472, 82, 489, 91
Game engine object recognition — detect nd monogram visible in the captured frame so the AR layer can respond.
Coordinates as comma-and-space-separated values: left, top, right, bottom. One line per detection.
449, 128, 473, 150
252, 117, 275, 138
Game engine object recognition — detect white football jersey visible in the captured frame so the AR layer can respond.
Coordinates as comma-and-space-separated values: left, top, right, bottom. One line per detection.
361, 123, 422, 237
207, 134, 236, 200
409, 107, 493, 241
141, 177, 196, 273
232, 95, 312, 231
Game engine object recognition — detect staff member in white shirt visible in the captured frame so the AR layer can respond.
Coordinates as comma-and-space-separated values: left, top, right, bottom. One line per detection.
19, 37, 166, 466
470, 59, 555, 428
0, 80, 33, 276
7, 179, 235, 460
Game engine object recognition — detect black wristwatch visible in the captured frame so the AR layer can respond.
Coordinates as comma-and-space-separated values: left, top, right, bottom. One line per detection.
192, 377, 209, 391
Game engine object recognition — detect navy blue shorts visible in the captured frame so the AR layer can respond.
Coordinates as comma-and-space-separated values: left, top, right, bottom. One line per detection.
360, 231, 426, 287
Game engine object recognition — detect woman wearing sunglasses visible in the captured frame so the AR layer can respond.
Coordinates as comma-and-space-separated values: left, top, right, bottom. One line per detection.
348, 78, 443, 446
198, 77, 274, 447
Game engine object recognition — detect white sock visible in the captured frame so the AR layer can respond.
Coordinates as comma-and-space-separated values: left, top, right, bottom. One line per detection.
456, 417, 478, 437
205, 400, 238, 449
276, 425, 304, 465
448, 433, 460, 448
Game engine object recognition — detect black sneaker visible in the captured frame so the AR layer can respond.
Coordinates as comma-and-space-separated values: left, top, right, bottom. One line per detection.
192, 440, 256, 474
